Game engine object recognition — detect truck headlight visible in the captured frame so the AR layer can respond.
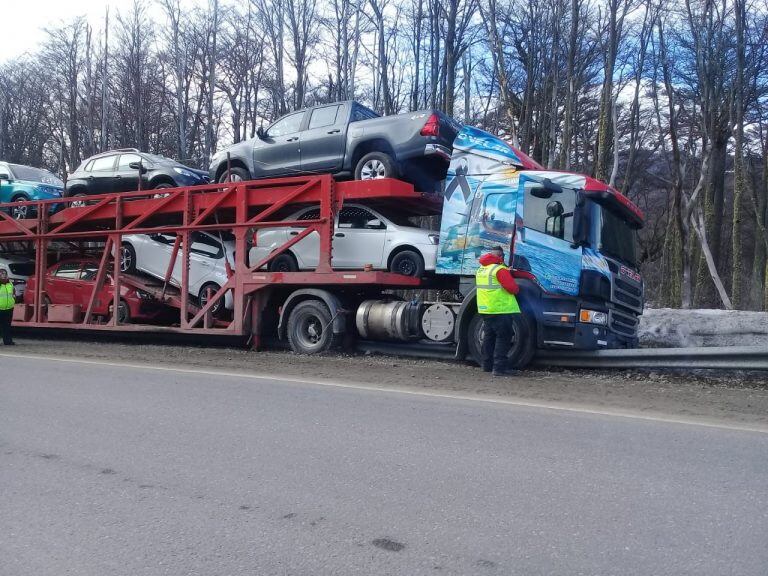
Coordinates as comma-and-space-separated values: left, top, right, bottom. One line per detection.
428, 234, 440, 245
579, 309, 608, 325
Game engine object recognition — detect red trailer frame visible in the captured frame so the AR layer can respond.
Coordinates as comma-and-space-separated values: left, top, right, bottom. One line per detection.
0, 176, 439, 348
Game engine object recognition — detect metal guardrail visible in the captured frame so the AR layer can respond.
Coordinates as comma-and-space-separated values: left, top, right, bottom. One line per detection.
358, 341, 768, 371
533, 345, 768, 371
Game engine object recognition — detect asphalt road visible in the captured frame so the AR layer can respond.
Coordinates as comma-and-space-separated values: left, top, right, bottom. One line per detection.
1, 355, 767, 576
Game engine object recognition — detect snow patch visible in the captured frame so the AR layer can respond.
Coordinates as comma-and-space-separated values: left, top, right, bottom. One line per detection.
639, 308, 768, 348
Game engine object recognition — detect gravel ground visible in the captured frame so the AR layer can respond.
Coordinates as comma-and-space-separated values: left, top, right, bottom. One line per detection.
5, 334, 768, 429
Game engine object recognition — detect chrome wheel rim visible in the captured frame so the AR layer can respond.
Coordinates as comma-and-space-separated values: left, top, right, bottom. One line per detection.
119, 247, 132, 272
200, 286, 221, 314
71, 196, 87, 208
360, 159, 386, 179
11, 201, 27, 220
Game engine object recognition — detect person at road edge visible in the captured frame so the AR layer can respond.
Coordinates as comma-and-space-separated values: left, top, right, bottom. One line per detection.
0, 269, 16, 345
476, 245, 521, 376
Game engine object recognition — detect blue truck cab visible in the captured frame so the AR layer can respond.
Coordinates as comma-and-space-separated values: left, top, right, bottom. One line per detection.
437, 127, 644, 366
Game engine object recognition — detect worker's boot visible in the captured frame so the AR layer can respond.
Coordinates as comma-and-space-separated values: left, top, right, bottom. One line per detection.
492, 363, 517, 377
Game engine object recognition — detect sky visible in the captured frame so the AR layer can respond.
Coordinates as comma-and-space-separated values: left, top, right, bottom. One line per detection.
1, 0, 140, 63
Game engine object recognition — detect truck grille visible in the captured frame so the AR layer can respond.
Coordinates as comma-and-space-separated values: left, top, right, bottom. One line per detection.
610, 308, 639, 337
608, 262, 643, 314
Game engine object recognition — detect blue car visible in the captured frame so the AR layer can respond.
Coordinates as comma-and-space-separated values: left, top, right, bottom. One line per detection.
0, 161, 64, 219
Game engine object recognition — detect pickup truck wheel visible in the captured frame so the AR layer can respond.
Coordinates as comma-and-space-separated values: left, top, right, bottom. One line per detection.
355, 152, 398, 181
467, 312, 535, 370
269, 253, 299, 272
287, 300, 339, 354
218, 167, 251, 183
389, 250, 424, 277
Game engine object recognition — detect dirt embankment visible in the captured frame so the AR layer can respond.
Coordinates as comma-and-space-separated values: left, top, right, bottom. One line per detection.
6, 335, 768, 429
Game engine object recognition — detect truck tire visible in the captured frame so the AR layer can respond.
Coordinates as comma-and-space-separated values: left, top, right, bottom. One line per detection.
467, 312, 536, 370
355, 152, 398, 180
287, 300, 340, 354
389, 249, 424, 277
218, 166, 251, 183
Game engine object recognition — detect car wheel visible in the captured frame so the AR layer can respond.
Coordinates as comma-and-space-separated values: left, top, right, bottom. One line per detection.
268, 253, 299, 272
218, 167, 251, 183
109, 299, 131, 324
120, 243, 137, 274
389, 250, 424, 278
198, 282, 224, 318
10, 196, 32, 220
354, 152, 398, 181
70, 193, 89, 208
286, 300, 341, 354
151, 182, 174, 198
467, 311, 536, 370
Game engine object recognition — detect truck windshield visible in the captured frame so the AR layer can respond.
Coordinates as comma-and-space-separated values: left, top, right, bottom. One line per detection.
600, 207, 638, 267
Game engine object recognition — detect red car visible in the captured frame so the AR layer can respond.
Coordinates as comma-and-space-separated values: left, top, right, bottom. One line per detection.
24, 259, 166, 323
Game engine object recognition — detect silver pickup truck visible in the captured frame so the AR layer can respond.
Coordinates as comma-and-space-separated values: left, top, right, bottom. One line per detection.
209, 101, 461, 191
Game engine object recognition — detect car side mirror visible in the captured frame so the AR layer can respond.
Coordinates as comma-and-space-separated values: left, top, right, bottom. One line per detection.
0, 173, 11, 181
256, 126, 266, 140
366, 219, 385, 229
128, 161, 148, 174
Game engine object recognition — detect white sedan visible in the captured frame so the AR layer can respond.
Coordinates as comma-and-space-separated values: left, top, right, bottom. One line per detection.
248, 204, 439, 276
119, 231, 235, 314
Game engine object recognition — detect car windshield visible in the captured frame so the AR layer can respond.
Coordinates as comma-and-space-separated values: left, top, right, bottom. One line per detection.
143, 153, 176, 164
600, 206, 638, 267
9, 164, 63, 187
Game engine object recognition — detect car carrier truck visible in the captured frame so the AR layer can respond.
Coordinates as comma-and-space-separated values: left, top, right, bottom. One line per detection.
1, 126, 644, 369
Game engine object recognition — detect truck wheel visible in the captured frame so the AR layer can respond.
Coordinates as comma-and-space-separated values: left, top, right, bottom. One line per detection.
389, 250, 424, 277
467, 312, 535, 370
287, 300, 340, 354
219, 166, 251, 183
355, 152, 398, 180
269, 253, 299, 272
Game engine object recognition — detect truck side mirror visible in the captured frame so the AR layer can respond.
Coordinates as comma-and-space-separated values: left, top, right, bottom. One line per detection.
572, 195, 590, 247
530, 186, 553, 199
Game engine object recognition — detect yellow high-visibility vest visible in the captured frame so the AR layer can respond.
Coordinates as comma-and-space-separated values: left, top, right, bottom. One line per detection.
475, 264, 520, 315
0, 282, 15, 311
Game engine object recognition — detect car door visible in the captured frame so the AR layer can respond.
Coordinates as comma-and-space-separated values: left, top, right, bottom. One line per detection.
188, 232, 224, 294
0, 162, 13, 203
333, 206, 388, 269
300, 104, 347, 173
140, 233, 180, 281
113, 153, 146, 193
284, 207, 321, 269
85, 155, 118, 195
49, 262, 82, 304
254, 111, 305, 177
78, 261, 109, 314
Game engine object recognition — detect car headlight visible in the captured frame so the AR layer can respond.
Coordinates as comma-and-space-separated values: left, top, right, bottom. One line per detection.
173, 167, 198, 179
136, 289, 154, 300
428, 233, 440, 245
579, 309, 608, 325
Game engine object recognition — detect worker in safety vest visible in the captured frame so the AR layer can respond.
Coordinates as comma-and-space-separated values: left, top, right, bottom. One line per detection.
0, 269, 16, 345
476, 246, 520, 376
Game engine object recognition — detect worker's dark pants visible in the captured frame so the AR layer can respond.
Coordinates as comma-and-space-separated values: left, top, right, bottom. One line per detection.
0, 309, 13, 345
481, 314, 515, 372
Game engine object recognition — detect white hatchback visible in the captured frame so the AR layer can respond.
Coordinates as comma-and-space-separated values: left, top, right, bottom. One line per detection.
248, 204, 439, 276
0, 255, 34, 297
120, 231, 235, 314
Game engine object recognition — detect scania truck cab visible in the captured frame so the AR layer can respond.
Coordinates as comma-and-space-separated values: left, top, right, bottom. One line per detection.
437, 127, 644, 367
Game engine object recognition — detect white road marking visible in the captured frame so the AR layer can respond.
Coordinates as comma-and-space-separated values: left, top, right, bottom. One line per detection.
2, 351, 767, 434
